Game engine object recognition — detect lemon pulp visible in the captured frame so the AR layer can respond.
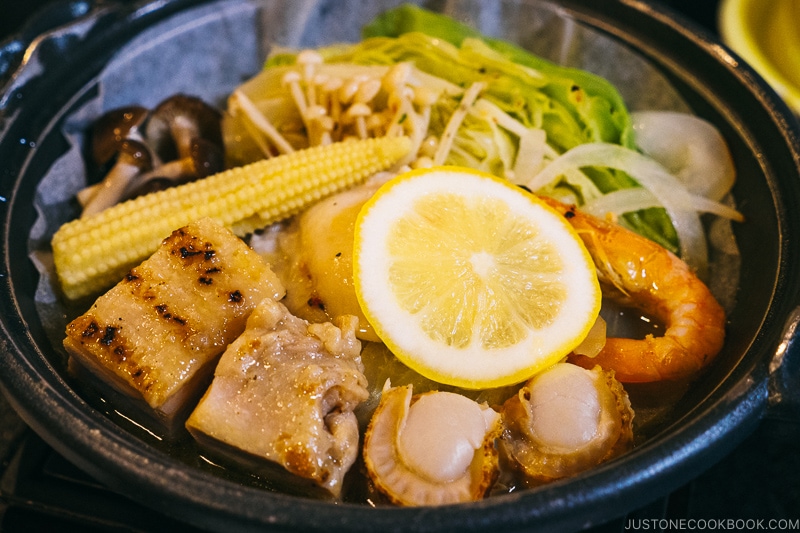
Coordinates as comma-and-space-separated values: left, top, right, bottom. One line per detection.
354, 166, 601, 389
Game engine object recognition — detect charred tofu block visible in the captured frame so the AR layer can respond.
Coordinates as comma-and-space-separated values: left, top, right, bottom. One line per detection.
186, 297, 368, 499
64, 218, 285, 433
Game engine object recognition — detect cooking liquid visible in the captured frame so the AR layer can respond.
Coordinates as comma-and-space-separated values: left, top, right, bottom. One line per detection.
67, 293, 685, 503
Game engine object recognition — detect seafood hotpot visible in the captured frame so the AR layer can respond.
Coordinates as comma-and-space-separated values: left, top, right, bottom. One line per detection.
1, 0, 799, 531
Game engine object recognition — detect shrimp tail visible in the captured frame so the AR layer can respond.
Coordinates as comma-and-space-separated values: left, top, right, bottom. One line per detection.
540, 196, 726, 383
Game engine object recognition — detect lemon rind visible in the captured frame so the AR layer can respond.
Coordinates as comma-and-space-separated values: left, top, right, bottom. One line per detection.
354, 166, 601, 389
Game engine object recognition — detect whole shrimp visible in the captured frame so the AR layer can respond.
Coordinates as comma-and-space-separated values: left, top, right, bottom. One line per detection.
540, 197, 726, 383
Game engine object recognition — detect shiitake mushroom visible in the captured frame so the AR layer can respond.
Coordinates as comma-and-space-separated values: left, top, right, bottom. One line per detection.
79, 95, 224, 216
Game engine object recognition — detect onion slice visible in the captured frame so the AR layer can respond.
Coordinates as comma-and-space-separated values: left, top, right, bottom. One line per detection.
526, 142, 709, 274
583, 187, 744, 223
631, 111, 736, 201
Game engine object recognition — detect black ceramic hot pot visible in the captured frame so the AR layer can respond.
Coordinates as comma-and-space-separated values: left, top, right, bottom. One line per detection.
1, 0, 799, 531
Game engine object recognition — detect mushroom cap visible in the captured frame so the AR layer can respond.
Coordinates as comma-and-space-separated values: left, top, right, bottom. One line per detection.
90, 105, 149, 166
145, 94, 223, 162
121, 137, 224, 201
115, 138, 155, 169
79, 138, 154, 217
188, 137, 225, 179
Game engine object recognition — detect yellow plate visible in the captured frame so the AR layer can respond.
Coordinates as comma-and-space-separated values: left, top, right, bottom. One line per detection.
718, 0, 800, 114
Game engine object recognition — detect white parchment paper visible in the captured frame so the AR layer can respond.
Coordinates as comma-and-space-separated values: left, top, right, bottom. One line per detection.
30, 0, 697, 346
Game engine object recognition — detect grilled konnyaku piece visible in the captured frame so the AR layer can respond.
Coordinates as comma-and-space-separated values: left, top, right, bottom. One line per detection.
63, 218, 285, 432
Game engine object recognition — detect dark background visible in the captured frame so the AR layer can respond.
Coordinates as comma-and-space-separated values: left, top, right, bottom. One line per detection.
1, 0, 721, 41
0, 0, 68, 40
1, 0, 798, 531
1, 0, 76, 37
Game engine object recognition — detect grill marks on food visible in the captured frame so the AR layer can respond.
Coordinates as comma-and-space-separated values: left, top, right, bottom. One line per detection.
70, 313, 153, 391
63, 218, 285, 426
154, 304, 187, 325
75, 232, 227, 391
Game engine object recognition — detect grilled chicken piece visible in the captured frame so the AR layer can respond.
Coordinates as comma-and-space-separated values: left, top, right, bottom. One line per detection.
64, 218, 285, 433
186, 297, 368, 499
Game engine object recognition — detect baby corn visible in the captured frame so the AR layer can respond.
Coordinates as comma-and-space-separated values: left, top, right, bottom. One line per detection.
53, 136, 412, 300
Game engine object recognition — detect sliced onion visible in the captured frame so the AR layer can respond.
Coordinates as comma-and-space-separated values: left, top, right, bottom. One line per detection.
573, 315, 606, 358
526, 142, 708, 275
583, 187, 744, 222
581, 187, 657, 218
684, 195, 744, 222
631, 111, 736, 201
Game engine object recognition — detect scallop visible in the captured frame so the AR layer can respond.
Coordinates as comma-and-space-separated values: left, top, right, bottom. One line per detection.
297, 184, 379, 340
258, 183, 382, 342
363, 382, 501, 506
500, 363, 634, 482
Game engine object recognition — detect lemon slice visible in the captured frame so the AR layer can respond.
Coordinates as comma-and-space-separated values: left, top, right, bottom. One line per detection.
353, 166, 601, 389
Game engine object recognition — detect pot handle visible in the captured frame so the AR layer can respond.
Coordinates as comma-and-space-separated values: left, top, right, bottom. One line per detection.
766, 305, 800, 421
